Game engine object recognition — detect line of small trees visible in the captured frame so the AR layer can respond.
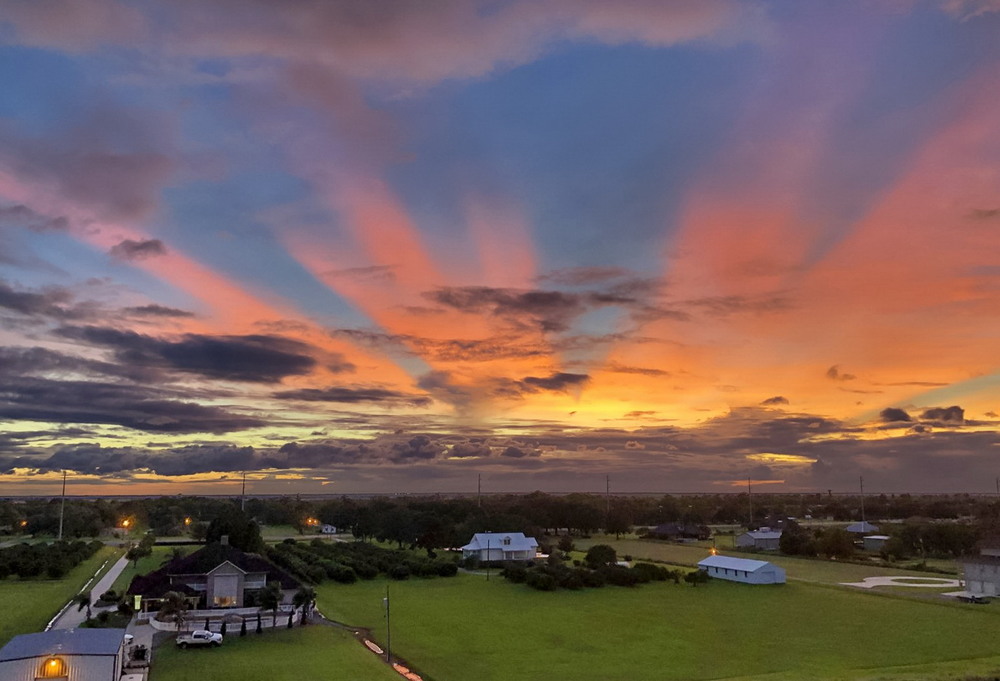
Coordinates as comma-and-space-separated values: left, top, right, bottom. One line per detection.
502, 544, 708, 591
266, 538, 460, 587
0, 539, 103, 579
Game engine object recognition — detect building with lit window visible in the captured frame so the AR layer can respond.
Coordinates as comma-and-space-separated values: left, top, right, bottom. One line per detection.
0, 628, 127, 681
127, 540, 299, 611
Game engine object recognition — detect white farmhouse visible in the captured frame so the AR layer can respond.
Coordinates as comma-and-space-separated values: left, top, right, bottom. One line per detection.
461, 532, 538, 561
697, 555, 786, 585
0, 628, 127, 681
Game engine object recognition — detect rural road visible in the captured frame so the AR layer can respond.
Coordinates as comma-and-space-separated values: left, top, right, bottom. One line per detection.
49, 553, 130, 630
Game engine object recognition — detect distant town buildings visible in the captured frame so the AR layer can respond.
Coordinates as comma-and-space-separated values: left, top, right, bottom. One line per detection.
735, 528, 783, 551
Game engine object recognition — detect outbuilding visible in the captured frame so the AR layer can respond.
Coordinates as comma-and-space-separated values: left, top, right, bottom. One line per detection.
0, 628, 127, 681
735, 528, 782, 551
863, 535, 890, 552
697, 555, 786, 585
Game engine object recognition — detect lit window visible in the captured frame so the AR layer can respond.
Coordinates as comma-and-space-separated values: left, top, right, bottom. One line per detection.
39, 656, 67, 678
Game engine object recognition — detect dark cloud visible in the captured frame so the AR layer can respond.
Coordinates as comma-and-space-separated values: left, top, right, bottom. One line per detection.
448, 442, 492, 458
0, 345, 156, 382
921, 405, 964, 423
416, 371, 474, 411
760, 396, 789, 406
985, 411, 998, 418
123, 304, 195, 318
501, 445, 539, 458
56, 326, 321, 382
109, 238, 168, 261
969, 208, 999, 220
522, 372, 590, 392
880, 407, 912, 422
274, 386, 431, 407
0, 280, 80, 319
826, 365, 856, 381
624, 410, 657, 418
0, 375, 263, 433
0, 204, 68, 231
604, 362, 669, 377
334, 328, 549, 363
322, 264, 396, 282
426, 286, 586, 333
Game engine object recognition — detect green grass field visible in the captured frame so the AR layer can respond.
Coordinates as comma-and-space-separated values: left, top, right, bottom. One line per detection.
150, 624, 400, 681
109, 545, 177, 595
315, 573, 1000, 681
575, 536, 960, 584
0, 545, 120, 645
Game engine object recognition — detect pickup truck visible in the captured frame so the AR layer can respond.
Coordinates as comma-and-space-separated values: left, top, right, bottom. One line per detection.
176, 630, 223, 648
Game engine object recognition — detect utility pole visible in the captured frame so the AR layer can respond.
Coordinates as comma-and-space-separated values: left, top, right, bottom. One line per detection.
747, 477, 753, 528
241, 471, 247, 512
477, 474, 481, 509
383, 585, 391, 664
57, 470, 67, 541
859, 476, 866, 527
605, 475, 611, 530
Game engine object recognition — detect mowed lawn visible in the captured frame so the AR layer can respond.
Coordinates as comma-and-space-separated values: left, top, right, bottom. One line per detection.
317, 574, 1000, 681
575, 536, 960, 584
110, 545, 177, 594
0, 545, 119, 644
150, 624, 400, 681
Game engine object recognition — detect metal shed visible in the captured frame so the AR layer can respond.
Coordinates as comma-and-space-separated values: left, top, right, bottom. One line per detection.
697, 555, 786, 584
0, 628, 126, 681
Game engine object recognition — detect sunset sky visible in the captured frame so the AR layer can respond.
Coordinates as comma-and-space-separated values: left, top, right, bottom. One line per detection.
0, 0, 998, 496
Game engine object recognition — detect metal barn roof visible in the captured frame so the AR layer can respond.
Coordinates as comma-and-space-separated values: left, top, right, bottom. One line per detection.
698, 555, 776, 572
0, 628, 126, 662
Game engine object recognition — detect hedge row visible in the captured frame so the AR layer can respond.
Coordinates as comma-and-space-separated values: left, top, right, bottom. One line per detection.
502, 561, 684, 591
267, 539, 459, 585
0, 540, 103, 580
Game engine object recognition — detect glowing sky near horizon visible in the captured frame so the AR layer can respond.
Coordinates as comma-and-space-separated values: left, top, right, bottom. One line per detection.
0, 0, 998, 495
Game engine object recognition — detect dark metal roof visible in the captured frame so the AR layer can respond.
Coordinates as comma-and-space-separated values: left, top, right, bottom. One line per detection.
0, 628, 126, 662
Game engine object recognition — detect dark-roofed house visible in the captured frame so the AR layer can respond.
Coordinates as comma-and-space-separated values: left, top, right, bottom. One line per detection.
0, 628, 126, 681
735, 528, 782, 551
646, 522, 711, 541
127, 541, 299, 611
697, 555, 786, 585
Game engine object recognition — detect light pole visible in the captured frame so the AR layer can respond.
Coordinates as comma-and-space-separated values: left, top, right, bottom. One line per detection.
383, 585, 391, 664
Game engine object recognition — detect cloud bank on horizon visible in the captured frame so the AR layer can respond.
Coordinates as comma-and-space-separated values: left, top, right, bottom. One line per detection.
0, 0, 998, 495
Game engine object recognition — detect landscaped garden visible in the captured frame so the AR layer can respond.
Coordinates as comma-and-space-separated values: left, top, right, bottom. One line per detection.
316, 572, 1000, 681
150, 624, 400, 681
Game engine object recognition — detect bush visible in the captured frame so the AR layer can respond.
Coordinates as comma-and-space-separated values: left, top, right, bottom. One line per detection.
525, 571, 557, 591
388, 564, 411, 580
502, 564, 528, 583
435, 561, 458, 577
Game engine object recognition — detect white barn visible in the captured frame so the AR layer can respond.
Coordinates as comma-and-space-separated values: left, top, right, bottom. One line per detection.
461, 532, 538, 561
962, 543, 1000, 597
0, 628, 127, 681
735, 529, 782, 551
697, 555, 786, 585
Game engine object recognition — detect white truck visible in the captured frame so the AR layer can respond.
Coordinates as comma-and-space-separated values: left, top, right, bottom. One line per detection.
176, 630, 223, 648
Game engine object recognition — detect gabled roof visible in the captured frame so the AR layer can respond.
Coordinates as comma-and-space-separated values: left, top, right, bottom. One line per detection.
741, 530, 783, 540
0, 629, 125, 662
698, 555, 776, 572
846, 521, 879, 533
461, 532, 538, 552
127, 542, 299, 596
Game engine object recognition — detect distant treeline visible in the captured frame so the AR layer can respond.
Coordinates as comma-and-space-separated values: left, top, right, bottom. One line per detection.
3, 492, 1000, 559
0, 539, 103, 579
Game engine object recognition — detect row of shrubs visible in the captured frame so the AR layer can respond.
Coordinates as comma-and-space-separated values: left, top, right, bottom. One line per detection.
0, 540, 103, 580
267, 539, 460, 585
502, 560, 694, 591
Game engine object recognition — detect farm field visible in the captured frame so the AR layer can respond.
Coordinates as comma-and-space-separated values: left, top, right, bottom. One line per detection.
575, 536, 960, 584
150, 623, 400, 681
316, 573, 1000, 681
0, 545, 119, 644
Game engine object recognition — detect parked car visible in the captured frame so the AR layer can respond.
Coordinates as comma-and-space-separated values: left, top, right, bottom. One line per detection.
176, 630, 223, 648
